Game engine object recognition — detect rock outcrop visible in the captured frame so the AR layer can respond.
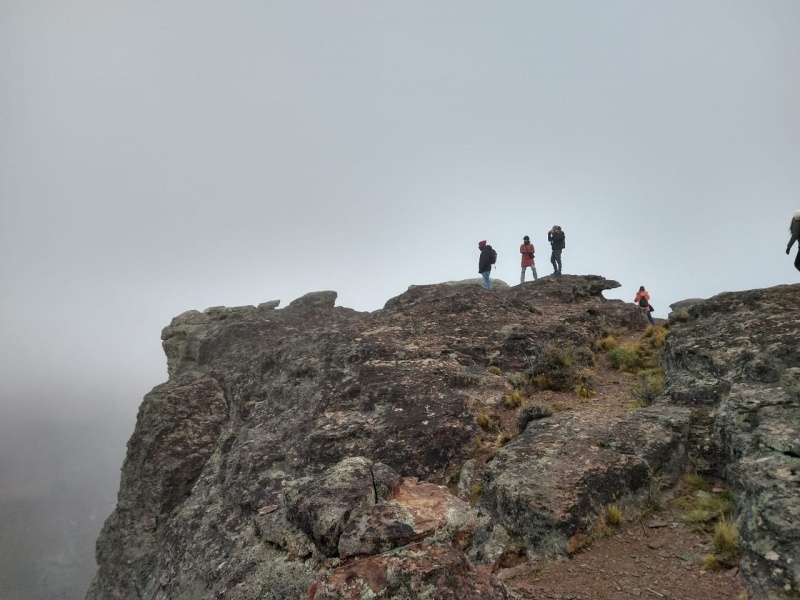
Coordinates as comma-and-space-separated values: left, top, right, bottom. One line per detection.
87, 277, 800, 599
662, 284, 800, 598
479, 405, 692, 559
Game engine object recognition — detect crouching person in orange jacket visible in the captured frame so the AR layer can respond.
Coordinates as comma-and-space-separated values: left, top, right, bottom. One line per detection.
634, 286, 655, 325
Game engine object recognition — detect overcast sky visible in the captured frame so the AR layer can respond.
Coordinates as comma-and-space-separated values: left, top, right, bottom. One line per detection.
2, 1, 799, 425
2, 5, 799, 594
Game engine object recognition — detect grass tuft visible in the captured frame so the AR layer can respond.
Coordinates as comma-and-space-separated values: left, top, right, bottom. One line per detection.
681, 472, 711, 492
682, 491, 735, 525
605, 505, 622, 527
712, 517, 741, 561
446, 465, 463, 487
487, 365, 502, 376
596, 335, 618, 351
702, 554, 720, 571
504, 389, 524, 408
643, 325, 669, 349
606, 345, 641, 371
531, 374, 555, 390
494, 432, 513, 448
646, 467, 665, 511
476, 410, 501, 432
631, 372, 664, 406
567, 533, 591, 555
573, 346, 597, 367
507, 372, 528, 390
469, 480, 483, 504
669, 309, 691, 324
527, 344, 596, 397
408, 316, 425, 334
574, 367, 597, 399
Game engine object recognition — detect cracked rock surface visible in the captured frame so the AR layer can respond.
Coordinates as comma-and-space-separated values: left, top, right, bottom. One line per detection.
662, 284, 800, 598
86, 278, 799, 599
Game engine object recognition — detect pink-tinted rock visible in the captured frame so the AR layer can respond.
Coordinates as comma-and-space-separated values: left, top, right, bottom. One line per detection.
309, 542, 507, 600
338, 478, 478, 558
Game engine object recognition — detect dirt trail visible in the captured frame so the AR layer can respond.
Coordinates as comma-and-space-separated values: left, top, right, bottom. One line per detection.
499, 492, 748, 600
491, 327, 750, 600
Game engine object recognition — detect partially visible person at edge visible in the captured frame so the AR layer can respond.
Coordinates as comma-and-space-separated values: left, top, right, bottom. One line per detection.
520, 235, 538, 283
478, 240, 496, 290
787, 210, 800, 273
634, 285, 655, 325
548, 225, 565, 276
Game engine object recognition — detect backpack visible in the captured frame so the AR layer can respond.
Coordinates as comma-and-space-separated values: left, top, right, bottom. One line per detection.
491, 249, 498, 264
638, 295, 649, 308
792, 217, 800, 237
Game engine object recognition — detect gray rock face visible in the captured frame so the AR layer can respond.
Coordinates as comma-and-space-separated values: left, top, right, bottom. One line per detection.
661, 284, 800, 598
287, 290, 338, 310
479, 406, 691, 558
257, 300, 280, 311
86, 372, 228, 599
87, 278, 799, 599
668, 297, 705, 316
90, 276, 644, 599
438, 277, 512, 289
308, 542, 508, 599
283, 457, 400, 557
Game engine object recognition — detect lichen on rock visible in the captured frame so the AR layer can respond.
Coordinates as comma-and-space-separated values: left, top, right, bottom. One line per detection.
87, 277, 800, 599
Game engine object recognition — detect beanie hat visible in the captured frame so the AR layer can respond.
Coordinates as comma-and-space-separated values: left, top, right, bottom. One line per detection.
523, 236, 530, 242
478, 240, 487, 248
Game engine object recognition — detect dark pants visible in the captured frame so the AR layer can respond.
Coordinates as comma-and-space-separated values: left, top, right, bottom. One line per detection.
795, 248, 800, 272
550, 249, 562, 274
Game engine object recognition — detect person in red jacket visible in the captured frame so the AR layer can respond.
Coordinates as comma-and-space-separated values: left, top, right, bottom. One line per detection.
634, 286, 655, 325
520, 235, 538, 283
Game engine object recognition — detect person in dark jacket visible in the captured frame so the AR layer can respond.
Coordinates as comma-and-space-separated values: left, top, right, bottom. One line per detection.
787, 210, 800, 273
548, 225, 565, 275
478, 240, 496, 290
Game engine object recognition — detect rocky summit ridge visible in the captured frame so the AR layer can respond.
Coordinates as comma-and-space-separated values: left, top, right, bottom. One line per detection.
87, 275, 800, 600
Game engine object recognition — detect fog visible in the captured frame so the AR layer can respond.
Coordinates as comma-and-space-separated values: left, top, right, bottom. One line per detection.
1, 1, 799, 597
0, 404, 128, 598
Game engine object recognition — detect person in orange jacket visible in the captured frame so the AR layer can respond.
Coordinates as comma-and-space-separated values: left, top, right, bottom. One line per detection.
520, 235, 538, 283
634, 286, 654, 325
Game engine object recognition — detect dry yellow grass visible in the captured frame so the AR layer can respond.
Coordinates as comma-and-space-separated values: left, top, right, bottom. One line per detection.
605, 505, 622, 527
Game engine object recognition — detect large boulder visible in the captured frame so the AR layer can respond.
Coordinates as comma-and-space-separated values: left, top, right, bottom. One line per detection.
282, 457, 401, 557
337, 476, 478, 559
478, 406, 691, 558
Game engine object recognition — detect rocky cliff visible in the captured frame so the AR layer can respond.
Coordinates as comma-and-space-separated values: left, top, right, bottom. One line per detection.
662, 285, 800, 598
87, 276, 799, 599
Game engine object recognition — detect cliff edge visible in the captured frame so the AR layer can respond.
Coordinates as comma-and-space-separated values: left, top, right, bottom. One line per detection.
87, 276, 800, 599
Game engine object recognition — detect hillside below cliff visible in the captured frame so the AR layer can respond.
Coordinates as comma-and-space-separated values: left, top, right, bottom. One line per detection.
87, 276, 799, 600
